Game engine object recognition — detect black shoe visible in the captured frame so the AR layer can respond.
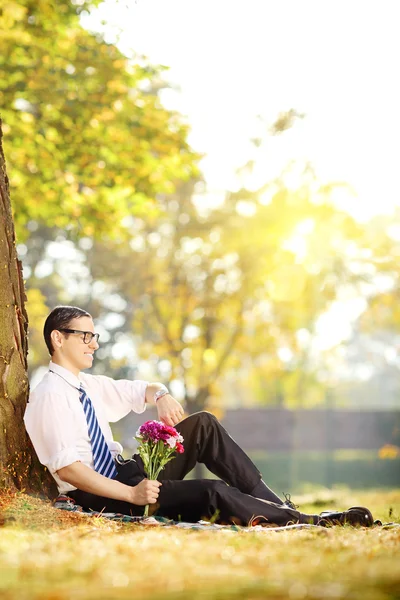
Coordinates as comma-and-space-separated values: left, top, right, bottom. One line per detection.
282, 493, 298, 511
318, 506, 374, 527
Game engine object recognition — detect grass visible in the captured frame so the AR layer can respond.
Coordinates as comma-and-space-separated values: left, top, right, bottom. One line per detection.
0, 488, 399, 600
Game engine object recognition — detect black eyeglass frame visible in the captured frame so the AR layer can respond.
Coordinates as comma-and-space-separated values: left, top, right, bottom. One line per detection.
59, 328, 100, 344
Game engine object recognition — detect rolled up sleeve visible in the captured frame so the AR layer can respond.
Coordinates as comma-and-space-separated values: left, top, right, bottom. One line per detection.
48, 447, 81, 473
83, 374, 148, 422
24, 393, 81, 474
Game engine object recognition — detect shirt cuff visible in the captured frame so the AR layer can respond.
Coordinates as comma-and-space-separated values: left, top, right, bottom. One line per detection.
46, 448, 81, 474
109, 441, 123, 456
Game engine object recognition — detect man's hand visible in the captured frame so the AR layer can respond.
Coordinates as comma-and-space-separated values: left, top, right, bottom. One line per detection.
130, 479, 162, 505
156, 394, 184, 427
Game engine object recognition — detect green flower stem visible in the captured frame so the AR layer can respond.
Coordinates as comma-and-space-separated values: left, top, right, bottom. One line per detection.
137, 439, 180, 517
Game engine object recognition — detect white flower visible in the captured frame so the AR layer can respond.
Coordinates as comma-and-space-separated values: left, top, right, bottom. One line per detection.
176, 434, 184, 443
166, 436, 177, 448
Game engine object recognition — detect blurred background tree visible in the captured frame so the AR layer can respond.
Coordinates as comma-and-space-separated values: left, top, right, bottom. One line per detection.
70, 149, 377, 414
0, 0, 199, 242
0, 0, 199, 491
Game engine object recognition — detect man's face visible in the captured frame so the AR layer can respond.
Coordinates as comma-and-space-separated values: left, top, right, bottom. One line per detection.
55, 316, 99, 372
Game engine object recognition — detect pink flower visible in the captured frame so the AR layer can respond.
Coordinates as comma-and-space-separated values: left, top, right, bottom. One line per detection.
137, 420, 169, 442
136, 420, 184, 450
166, 436, 177, 448
163, 425, 179, 437
176, 442, 184, 454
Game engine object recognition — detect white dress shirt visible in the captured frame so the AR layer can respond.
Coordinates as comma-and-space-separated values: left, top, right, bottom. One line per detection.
24, 362, 148, 494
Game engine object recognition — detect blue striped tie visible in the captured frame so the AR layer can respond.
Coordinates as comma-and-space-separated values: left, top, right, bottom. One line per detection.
79, 385, 117, 479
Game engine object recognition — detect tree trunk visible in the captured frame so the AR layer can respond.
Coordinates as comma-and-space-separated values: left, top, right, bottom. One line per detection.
185, 386, 210, 415
0, 120, 56, 497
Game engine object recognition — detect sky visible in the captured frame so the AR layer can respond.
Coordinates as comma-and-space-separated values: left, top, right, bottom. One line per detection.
78, 0, 400, 357
82, 0, 400, 222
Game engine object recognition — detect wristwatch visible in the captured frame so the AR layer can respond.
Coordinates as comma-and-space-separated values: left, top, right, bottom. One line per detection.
154, 386, 169, 403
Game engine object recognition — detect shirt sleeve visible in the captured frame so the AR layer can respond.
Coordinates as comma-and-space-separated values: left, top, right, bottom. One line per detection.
83, 374, 148, 422
24, 393, 81, 474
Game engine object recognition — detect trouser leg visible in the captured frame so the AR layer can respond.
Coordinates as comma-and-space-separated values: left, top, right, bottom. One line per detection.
156, 479, 317, 526
155, 411, 283, 503
67, 456, 146, 515
251, 479, 284, 505
67, 488, 143, 516
155, 412, 259, 491
68, 478, 317, 526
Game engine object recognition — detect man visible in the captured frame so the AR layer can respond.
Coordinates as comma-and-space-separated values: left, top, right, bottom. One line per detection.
24, 305, 374, 527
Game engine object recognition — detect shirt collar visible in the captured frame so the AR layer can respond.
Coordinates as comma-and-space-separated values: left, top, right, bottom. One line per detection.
48, 361, 83, 390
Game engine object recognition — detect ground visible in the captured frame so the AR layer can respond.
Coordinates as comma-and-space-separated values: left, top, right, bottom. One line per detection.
0, 488, 399, 600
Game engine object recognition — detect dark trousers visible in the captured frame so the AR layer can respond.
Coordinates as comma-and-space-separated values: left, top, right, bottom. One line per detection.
68, 412, 312, 526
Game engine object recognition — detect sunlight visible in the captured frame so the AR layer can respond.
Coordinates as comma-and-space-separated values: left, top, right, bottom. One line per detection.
82, 0, 400, 221
314, 298, 367, 351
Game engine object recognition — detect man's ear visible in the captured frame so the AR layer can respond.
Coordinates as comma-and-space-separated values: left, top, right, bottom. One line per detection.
50, 330, 63, 350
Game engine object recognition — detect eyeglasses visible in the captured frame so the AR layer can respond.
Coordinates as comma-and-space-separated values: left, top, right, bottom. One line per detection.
59, 329, 100, 344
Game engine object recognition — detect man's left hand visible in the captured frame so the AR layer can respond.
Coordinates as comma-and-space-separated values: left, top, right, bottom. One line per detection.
156, 394, 184, 427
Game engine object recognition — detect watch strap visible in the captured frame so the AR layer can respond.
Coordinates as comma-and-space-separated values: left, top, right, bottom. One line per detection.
154, 387, 169, 403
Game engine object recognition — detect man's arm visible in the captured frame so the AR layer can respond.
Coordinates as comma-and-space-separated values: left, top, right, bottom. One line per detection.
145, 383, 185, 426
85, 376, 185, 424
57, 462, 161, 505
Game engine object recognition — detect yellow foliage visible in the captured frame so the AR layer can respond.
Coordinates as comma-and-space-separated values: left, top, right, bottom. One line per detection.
26, 288, 49, 330
0, 1, 27, 24
378, 445, 400, 460
25, 288, 50, 370
0, 0, 200, 242
203, 348, 217, 367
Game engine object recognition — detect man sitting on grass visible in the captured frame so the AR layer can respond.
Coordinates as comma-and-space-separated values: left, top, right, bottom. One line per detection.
24, 305, 375, 528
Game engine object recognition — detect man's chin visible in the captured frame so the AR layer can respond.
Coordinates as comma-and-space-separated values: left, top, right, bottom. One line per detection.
80, 355, 94, 369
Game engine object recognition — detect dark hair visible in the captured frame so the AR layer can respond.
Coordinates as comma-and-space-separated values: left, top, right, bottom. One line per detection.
43, 305, 92, 355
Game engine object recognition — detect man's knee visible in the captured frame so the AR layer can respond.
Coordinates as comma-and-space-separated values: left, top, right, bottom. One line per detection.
204, 479, 228, 496
192, 411, 218, 427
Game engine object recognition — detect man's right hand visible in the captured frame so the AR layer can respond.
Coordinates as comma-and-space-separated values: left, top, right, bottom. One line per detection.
130, 479, 162, 505
57, 462, 162, 507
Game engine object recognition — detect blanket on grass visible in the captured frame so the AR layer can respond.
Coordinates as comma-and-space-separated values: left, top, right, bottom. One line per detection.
54, 496, 399, 531
53, 495, 320, 532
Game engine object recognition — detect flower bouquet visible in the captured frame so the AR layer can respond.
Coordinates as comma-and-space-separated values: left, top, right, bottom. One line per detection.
135, 420, 184, 517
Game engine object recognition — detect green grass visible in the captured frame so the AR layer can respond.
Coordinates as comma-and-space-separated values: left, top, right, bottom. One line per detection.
0, 488, 399, 600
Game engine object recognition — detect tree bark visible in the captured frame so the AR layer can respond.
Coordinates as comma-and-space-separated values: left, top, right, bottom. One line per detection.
0, 120, 56, 497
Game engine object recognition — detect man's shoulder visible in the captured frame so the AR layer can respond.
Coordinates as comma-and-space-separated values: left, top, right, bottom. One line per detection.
80, 371, 110, 388
29, 370, 71, 404
80, 372, 148, 393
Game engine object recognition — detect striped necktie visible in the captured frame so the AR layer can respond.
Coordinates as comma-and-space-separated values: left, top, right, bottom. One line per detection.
79, 385, 117, 479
